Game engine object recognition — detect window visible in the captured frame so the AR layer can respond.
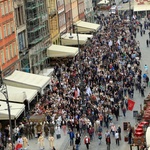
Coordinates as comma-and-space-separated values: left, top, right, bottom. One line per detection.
18, 31, 26, 51
13, 42, 17, 56
3, 25, 7, 37
1, 3, 5, 15
1, 50, 5, 64
8, 0, 11, 12
9, 44, 13, 58
5, 1, 8, 14
7, 23, 10, 35
6, 46, 9, 61
15, 6, 25, 27
57, 0, 64, 7
0, 27, 2, 40
10, 21, 14, 33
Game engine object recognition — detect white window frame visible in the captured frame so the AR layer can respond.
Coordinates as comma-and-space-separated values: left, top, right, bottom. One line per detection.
8, 0, 11, 12
3, 25, 7, 37
11, 21, 14, 33
6, 46, 9, 61
5, 1, 8, 14
1, 50, 5, 64
9, 44, 13, 58
0, 27, 2, 40
13, 42, 17, 56
1, 3, 5, 16
7, 23, 10, 35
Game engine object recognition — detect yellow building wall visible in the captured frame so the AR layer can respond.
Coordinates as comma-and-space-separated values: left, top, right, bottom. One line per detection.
47, 0, 60, 44
71, 0, 79, 22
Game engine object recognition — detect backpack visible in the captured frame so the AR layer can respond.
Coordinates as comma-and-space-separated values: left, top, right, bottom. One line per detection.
98, 132, 102, 139
98, 126, 102, 132
106, 136, 111, 144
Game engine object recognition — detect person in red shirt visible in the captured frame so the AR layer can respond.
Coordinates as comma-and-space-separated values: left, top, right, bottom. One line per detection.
84, 136, 90, 149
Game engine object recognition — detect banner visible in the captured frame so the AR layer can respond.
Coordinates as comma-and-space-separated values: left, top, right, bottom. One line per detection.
128, 99, 135, 111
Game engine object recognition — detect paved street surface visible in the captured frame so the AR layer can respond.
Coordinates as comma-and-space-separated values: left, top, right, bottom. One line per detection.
20, 20, 150, 150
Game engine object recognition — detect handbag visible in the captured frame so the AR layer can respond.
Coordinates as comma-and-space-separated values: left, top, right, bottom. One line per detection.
56, 134, 61, 139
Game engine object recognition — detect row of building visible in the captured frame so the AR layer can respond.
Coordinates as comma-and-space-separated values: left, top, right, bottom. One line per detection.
0, 0, 100, 77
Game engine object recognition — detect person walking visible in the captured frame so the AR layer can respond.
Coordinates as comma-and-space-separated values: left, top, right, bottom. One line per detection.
146, 39, 149, 47
98, 131, 102, 145
75, 135, 80, 150
146, 76, 149, 87
111, 125, 116, 137
48, 135, 54, 149
84, 136, 90, 150
122, 106, 126, 117
61, 119, 67, 135
144, 64, 148, 74
38, 134, 44, 150
140, 30, 143, 36
88, 126, 94, 141
115, 131, 119, 146
44, 123, 49, 138
117, 125, 121, 140
55, 124, 61, 139
22, 135, 28, 150
105, 135, 111, 150
68, 129, 75, 146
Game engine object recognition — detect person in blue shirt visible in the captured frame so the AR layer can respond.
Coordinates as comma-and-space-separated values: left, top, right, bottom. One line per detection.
68, 129, 75, 146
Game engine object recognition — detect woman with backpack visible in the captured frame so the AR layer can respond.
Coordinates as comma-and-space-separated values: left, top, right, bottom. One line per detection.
98, 131, 102, 145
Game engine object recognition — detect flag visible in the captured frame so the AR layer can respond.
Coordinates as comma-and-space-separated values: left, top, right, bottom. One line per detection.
128, 99, 135, 111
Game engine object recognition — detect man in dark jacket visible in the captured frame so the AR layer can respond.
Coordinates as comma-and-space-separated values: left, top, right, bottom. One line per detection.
75, 135, 80, 150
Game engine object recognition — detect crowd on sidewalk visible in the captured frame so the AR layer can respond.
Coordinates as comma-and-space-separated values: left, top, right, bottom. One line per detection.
0, 12, 150, 150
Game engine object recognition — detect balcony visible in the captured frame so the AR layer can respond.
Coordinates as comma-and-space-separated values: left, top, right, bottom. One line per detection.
29, 36, 43, 45
28, 25, 45, 33
26, 2, 43, 10
49, 9, 57, 17
30, 47, 47, 56
32, 56, 48, 66
27, 15, 40, 22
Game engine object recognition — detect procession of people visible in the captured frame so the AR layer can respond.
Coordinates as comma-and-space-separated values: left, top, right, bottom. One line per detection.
0, 8, 150, 150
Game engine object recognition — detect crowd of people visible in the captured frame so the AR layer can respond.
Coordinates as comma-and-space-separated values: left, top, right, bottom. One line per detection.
0, 11, 150, 150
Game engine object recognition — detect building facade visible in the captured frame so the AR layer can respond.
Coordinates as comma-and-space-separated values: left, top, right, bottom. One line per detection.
84, 0, 94, 22
64, 0, 72, 33
47, 0, 60, 45
25, 0, 50, 74
71, 0, 79, 22
13, 0, 29, 72
57, 0, 66, 34
0, 0, 20, 77
78, 0, 85, 20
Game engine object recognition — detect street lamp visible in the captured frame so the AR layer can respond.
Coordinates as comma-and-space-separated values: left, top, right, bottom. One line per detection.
0, 70, 14, 150
73, 25, 85, 113
128, 0, 132, 32
69, 0, 73, 38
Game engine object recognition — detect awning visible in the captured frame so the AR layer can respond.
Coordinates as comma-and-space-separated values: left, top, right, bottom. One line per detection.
146, 127, 150, 147
74, 20, 100, 33
39, 68, 54, 76
47, 45, 79, 57
134, 2, 150, 11
0, 101, 25, 120
61, 33, 93, 46
0, 86, 37, 103
98, 0, 110, 5
4, 70, 50, 93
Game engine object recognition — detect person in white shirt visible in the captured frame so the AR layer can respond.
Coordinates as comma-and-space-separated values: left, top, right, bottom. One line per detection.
115, 131, 119, 146
17, 136, 23, 145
